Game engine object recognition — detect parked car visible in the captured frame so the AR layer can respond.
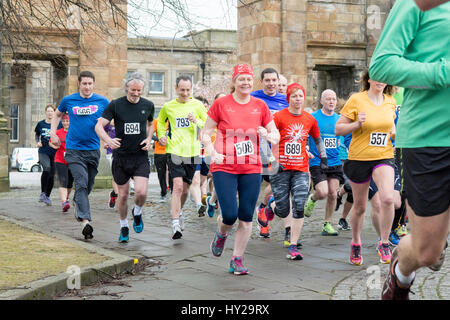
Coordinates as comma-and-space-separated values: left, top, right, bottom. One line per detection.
10, 148, 42, 172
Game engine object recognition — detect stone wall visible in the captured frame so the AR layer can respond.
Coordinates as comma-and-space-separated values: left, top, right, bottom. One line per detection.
238, 0, 393, 106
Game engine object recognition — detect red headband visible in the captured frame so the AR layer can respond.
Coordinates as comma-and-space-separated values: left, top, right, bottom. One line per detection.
286, 83, 306, 102
62, 113, 69, 120
232, 64, 254, 80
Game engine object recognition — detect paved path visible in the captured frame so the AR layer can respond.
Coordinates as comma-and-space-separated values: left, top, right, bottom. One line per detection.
0, 182, 447, 300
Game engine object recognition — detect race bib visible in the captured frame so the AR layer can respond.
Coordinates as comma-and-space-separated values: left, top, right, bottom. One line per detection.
369, 132, 388, 147
235, 140, 254, 157
124, 122, 140, 135
324, 138, 337, 149
175, 117, 191, 128
285, 142, 301, 156
73, 105, 98, 115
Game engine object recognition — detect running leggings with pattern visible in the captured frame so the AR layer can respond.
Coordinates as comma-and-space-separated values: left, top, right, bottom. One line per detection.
212, 171, 261, 225
270, 170, 310, 219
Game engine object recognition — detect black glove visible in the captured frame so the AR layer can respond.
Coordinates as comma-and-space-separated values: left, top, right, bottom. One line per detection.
320, 157, 328, 170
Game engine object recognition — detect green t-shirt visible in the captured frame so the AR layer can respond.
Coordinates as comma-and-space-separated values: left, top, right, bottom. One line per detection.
157, 97, 207, 157
369, 0, 450, 148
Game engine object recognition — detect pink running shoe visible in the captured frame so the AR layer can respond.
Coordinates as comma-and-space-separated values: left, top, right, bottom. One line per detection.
350, 241, 363, 266
62, 200, 70, 212
265, 195, 275, 221
377, 241, 392, 264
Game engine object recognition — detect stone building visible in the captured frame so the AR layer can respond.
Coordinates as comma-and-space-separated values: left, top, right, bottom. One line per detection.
237, 0, 394, 107
4, 28, 236, 153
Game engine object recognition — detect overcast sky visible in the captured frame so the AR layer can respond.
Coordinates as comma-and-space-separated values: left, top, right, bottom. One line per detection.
127, 0, 237, 38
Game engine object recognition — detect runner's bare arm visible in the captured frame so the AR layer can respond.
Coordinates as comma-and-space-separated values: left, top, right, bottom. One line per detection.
95, 117, 121, 149
50, 109, 63, 147
202, 117, 224, 163
335, 113, 365, 136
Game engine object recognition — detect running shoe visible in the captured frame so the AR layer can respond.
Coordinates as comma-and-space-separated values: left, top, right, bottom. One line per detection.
389, 230, 400, 246
382, 247, 413, 300
335, 193, 343, 211
158, 195, 166, 203
82, 223, 94, 240
132, 208, 144, 233
198, 204, 206, 217
286, 244, 303, 260
229, 257, 248, 275
350, 242, 363, 266
377, 241, 392, 264
109, 191, 117, 208
43, 195, 52, 206
258, 225, 270, 238
211, 231, 227, 257
206, 196, 215, 218
304, 193, 316, 217
266, 195, 275, 221
257, 204, 268, 228
119, 226, 129, 243
337, 218, 351, 231
172, 223, 182, 240
396, 224, 408, 237
62, 200, 70, 213
428, 241, 448, 272
201, 194, 208, 206
39, 192, 46, 202
321, 221, 338, 236
130, 187, 135, 196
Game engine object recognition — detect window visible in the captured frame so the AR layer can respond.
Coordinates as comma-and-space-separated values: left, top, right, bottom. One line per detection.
10, 104, 19, 142
149, 72, 164, 94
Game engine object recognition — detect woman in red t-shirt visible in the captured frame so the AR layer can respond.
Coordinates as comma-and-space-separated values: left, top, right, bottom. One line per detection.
202, 64, 280, 275
50, 113, 74, 212
269, 83, 328, 260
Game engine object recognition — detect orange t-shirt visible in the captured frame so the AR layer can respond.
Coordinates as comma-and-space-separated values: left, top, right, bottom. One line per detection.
153, 118, 167, 155
273, 108, 320, 172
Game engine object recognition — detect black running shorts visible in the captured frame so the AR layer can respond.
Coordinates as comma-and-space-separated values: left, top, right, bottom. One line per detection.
112, 155, 150, 185
400, 147, 450, 217
167, 154, 198, 185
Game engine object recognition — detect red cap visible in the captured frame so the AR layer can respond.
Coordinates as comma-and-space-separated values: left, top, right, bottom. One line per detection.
232, 64, 254, 80
286, 83, 306, 103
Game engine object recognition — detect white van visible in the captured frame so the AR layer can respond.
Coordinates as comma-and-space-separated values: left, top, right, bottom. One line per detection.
10, 148, 42, 172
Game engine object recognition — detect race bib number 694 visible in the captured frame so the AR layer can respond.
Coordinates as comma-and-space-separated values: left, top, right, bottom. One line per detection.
124, 123, 140, 135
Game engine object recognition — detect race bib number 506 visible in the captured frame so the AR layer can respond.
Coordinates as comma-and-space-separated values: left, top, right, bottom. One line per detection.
369, 132, 388, 147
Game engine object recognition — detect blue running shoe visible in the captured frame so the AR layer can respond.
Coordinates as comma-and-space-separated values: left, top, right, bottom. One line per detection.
119, 226, 129, 243
211, 230, 227, 257
206, 196, 216, 218
132, 208, 144, 233
389, 230, 400, 246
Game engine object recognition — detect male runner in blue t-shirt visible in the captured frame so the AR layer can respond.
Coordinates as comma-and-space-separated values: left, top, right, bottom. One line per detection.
251, 68, 290, 240
50, 71, 109, 240
305, 89, 345, 236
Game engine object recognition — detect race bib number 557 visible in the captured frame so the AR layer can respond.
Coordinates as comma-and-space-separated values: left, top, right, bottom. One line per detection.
369, 132, 388, 147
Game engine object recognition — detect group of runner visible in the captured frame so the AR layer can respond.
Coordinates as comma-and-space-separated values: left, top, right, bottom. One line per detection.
41, 0, 448, 301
